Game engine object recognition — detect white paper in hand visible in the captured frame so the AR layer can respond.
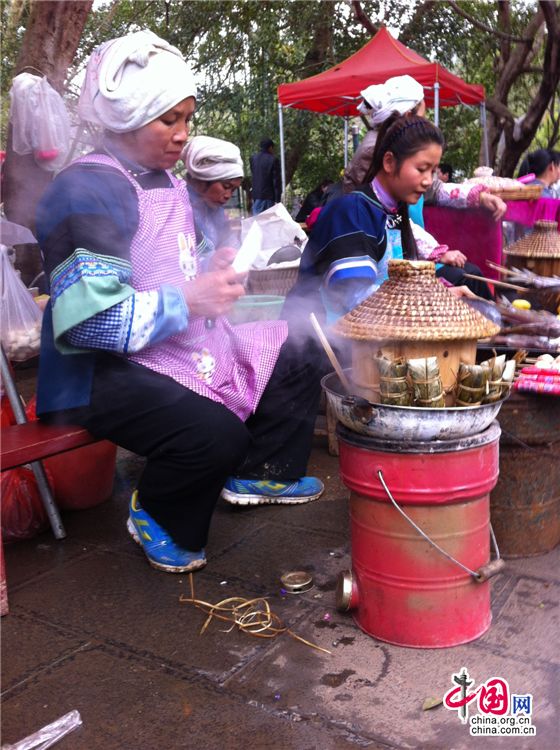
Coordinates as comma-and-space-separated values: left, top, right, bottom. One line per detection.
232, 222, 262, 273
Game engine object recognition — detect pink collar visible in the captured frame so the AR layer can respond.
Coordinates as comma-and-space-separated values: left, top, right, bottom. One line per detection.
372, 177, 398, 213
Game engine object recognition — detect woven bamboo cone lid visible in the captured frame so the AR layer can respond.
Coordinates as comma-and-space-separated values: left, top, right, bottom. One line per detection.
333, 259, 500, 341
504, 220, 560, 259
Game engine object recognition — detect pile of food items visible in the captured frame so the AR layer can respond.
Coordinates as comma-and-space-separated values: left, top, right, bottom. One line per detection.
483, 299, 560, 353
2, 320, 42, 361
375, 352, 515, 408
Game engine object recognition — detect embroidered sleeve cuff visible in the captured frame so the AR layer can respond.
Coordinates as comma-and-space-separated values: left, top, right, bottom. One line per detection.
428, 245, 449, 261
143, 284, 189, 348
467, 183, 486, 208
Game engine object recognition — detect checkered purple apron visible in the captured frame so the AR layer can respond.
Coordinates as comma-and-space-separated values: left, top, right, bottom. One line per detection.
80, 155, 288, 420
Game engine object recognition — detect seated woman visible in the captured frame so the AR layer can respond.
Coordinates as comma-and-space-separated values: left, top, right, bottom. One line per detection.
295, 179, 334, 223
183, 135, 243, 255
284, 112, 487, 337
36, 30, 325, 576
518, 148, 560, 198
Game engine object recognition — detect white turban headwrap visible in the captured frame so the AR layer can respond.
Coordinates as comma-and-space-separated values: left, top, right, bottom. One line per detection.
183, 136, 244, 182
357, 75, 424, 129
78, 29, 197, 133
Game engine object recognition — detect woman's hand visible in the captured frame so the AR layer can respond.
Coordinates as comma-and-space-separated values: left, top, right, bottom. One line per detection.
181, 266, 246, 318
208, 246, 237, 271
440, 250, 467, 267
479, 192, 507, 221
447, 284, 476, 299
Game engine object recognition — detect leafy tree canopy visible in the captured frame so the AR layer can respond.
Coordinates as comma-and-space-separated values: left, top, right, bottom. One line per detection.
2, 0, 557, 195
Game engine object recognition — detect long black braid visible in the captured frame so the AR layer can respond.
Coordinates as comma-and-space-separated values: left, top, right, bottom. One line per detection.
363, 113, 445, 261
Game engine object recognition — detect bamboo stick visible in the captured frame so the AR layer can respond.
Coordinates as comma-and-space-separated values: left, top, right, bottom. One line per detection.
462, 273, 527, 292
309, 313, 352, 393
486, 260, 519, 277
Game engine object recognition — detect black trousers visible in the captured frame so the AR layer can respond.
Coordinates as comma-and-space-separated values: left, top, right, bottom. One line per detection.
436, 261, 493, 300
42, 333, 329, 550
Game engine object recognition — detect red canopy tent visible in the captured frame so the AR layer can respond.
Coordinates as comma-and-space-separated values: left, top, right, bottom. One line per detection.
276, 27, 487, 191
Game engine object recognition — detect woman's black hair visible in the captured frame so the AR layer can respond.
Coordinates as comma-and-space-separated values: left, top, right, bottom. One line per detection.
363, 112, 445, 260
518, 148, 554, 178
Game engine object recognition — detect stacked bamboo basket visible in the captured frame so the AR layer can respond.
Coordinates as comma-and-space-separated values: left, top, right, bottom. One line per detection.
503, 220, 560, 278
246, 267, 299, 296
332, 259, 500, 405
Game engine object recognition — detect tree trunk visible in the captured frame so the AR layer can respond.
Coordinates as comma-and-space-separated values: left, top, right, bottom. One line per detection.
484, 1, 559, 175
3, 1, 93, 238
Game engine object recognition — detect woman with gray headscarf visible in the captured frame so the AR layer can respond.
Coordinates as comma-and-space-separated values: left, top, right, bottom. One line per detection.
35, 30, 324, 578
183, 135, 244, 256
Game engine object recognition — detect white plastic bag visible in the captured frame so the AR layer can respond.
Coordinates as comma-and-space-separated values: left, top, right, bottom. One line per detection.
9, 73, 71, 171
1, 709, 82, 750
0, 245, 42, 361
240, 203, 307, 269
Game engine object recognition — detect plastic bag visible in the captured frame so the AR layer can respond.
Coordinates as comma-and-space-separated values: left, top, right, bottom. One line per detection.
240, 203, 307, 269
9, 73, 71, 171
0, 245, 42, 361
1, 710, 82, 750
1, 467, 49, 543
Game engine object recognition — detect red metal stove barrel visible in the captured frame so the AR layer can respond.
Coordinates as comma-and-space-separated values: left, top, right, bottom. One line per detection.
336, 422, 502, 648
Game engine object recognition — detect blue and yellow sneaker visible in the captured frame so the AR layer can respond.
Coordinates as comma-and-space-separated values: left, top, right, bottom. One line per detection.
221, 476, 324, 506
127, 491, 206, 573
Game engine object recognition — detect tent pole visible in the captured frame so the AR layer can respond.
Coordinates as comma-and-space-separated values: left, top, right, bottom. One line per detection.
480, 102, 489, 167
278, 102, 286, 199
434, 82, 440, 127
344, 116, 349, 167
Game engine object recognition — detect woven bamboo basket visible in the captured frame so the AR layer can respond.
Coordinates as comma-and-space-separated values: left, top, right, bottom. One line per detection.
489, 184, 543, 201
465, 170, 543, 202
332, 260, 500, 405
504, 220, 560, 278
246, 266, 299, 296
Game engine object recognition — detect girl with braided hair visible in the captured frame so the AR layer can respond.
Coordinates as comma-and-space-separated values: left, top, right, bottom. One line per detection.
283, 112, 492, 334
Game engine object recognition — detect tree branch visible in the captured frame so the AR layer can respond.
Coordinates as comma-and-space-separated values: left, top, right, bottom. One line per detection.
485, 96, 515, 124
540, 0, 560, 35
350, 0, 379, 36
520, 65, 547, 75
398, 1, 439, 46
494, 6, 544, 102
447, 0, 531, 42
497, 1, 511, 64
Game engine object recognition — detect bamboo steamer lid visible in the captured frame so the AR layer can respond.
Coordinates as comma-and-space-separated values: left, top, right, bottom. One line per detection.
504, 220, 560, 259
333, 259, 500, 341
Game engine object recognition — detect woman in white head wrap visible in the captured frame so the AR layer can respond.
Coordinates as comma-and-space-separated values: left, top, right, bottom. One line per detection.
343, 75, 425, 194
183, 135, 244, 254
35, 30, 324, 578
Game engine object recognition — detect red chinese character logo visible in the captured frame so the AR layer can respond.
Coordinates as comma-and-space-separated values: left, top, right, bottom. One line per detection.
478, 678, 509, 715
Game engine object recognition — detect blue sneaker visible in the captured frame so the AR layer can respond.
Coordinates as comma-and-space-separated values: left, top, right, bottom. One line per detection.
221, 476, 324, 506
127, 491, 206, 573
